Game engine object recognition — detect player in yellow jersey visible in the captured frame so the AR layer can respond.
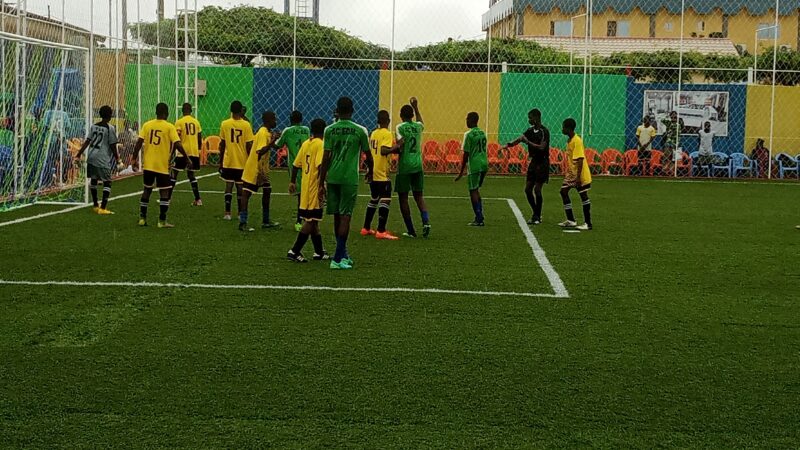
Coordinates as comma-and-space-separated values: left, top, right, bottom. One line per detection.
559, 118, 593, 231
172, 103, 203, 206
361, 110, 399, 240
219, 100, 254, 220
238, 111, 282, 232
133, 103, 190, 228
286, 118, 329, 262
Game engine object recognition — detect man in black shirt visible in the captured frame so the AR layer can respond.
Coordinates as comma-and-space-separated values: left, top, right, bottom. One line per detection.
503, 108, 550, 225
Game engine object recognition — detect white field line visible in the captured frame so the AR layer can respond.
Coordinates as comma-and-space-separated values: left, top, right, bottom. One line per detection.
0, 279, 562, 299
0, 173, 217, 228
174, 189, 507, 201
507, 198, 570, 298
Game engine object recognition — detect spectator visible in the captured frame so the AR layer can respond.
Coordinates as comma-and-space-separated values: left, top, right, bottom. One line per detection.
661, 111, 683, 174
750, 138, 770, 178
697, 121, 715, 177
636, 116, 656, 176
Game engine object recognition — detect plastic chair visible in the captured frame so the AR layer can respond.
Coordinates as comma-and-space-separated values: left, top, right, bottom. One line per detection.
423, 140, 441, 172
202, 135, 222, 165
276, 146, 288, 168
775, 153, 799, 179
602, 148, 623, 175
487, 142, 505, 174
623, 150, 638, 175
712, 152, 731, 178
675, 151, 693, 177
549, 148, 565, 175
443, 140, 462, 173
729, 152, 754, 178
689, 151, 701, 177
506, 145, 526, 174
649, 149, 664, 176
585, 148, 603, 175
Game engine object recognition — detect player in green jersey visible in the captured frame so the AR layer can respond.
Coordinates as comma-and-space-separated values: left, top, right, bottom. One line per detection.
389, 97, 430, 238
455, 112, 488, 226
318, 97, 373, 270
276, 110, 311, 231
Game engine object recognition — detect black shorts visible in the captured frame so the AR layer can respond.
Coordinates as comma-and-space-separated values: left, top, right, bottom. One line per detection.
369, 181, 392, 199
220, 168, 244, 183
143, 170, 172, 189
174, 156, 200, 172
299, 208, 323, 222
242, 178, 271, 193
526, 162, 549, 184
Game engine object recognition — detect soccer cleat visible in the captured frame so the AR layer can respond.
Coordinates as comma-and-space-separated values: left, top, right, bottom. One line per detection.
191, 199, 203, 206
468, 221, 485, 227
97, 208, 115, 215
558, 220, 577, 228
261, 221, 280, 229
286, 250, 308, 263
375, 231, 399, 240
526, 217, 536, 225
313, 252, 331, 261
533, 218, 542, 225
137, 218, 147, 227
422, 224, 431, 238
402, 232, 417, 238
157, 221, 175, 229
330, 260, 353, 270
92, 206, 100, 213
294, 222, 303, 232
223, 214, 232, 221
341, 258, 354, 267
239, 223, 255, 232
360, 228, 376, 236
576, 223, 593, 231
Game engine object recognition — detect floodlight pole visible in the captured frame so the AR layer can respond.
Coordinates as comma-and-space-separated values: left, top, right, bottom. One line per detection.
580, 1, 589, 137
767, 0, 779, 179
754, 25, 778, 83
675, 0, 685, 178
569, 13, 586, 75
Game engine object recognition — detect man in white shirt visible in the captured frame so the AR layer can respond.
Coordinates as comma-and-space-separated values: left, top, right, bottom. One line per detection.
636, 116, 656, 176
697, 121, 715, 177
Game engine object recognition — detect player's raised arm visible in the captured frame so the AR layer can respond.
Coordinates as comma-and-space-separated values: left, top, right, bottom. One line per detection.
410, 97, 423, 124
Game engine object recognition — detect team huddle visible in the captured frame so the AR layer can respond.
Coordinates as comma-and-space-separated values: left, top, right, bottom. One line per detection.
77, 96, 594, 269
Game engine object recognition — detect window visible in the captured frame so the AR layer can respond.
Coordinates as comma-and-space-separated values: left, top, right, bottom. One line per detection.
607, 20, 617, 36
664, 21, 674, 32
607, 20, 630, 37
757, 23, 780, 39
697, 20, 705, 32
551, 20, 572, 36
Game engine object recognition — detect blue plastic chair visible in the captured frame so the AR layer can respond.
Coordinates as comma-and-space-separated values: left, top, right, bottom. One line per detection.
729, 153, 754, 178
711, 152, 731, 178
689, 151, 701, 177
775, 153, 799, 179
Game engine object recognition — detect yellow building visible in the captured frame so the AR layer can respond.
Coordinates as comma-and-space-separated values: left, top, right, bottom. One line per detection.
483, 1, 800, 53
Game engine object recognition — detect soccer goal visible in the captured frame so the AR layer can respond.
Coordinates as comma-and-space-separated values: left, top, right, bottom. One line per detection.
0, 31, 90, 211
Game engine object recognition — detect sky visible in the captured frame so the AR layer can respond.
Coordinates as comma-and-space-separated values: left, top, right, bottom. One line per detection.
18, 0, 490, 49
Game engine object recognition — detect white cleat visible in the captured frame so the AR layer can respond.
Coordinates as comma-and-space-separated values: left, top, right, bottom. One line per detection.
558, 220, 577, 228
576, 223, 592, 231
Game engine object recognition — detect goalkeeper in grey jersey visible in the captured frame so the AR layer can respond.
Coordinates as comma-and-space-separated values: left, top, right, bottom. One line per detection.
75, 105, 122, 215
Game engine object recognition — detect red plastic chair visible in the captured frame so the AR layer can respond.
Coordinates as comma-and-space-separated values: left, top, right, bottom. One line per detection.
422, 140, 441, 172
675, 150, 692, 177
650, 149, 664, 176
504, 145, 525, 174
602, 148, 623, 174
276, 146, 288, 168
443, 140, 462, 173
487, 142, 505, 173
623, 150, 639, 175
585, 148, 603, 175
549, 147, 565, 175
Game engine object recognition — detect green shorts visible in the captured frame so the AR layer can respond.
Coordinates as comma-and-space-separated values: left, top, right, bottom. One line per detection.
326, 183, 358, 216
467, 171, 487, 191
395, 171, 424, 194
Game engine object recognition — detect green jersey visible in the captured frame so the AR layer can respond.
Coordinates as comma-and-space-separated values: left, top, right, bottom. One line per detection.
396, 121, 424, 174
462, 127, 488, 174
276, 125, 310, 165
323, 119, 369, 185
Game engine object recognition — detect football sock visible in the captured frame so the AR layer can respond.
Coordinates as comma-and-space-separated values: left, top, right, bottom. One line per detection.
582, 199, 592, 226
90, 179, 98, 206
188, 172, 200, 200
139, 188, 152, 218
421, 210, 430, 225
476, 199, 484, 223
101, 181, 111, 209
261, 190, 271, 224
235, 186, 243, 214
563, 201, 576, 222
334, 235, 347, 262
239, 210, 248, 225
159, 199, 170, 221
311, 234, 324, 255
364, 199, 378, 230
377, 201, 390, 233
471, 200, 479, 221
224, 193, 233, 213
403, 214, 416, 235
292, 232, 310, 254
525, 189, 536, 214
534, 192, 543, 219
169, 170, 178, 189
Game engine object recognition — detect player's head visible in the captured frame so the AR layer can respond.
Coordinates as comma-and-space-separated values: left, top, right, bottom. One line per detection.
400, 104, 414, 121
703, 121, 711, 130
155, 102, 169, 119
756, 138, 764, 148
262, 111, 277, 129
99, 105, 113, 122
528, 108, 541, 126
643, 116, 650, 126
289, 110, 303, 125
466, 111, 479, 128
562, 118, 577, 136
230, 100, 243, 117
182, 103, 192, 115
310, 118, 326, 137
336, 97, 354, 119
377, 110, 390, 127
670, 110, 677, 121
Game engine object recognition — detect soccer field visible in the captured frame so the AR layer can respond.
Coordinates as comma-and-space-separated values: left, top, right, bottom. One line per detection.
1, 171, 798, 447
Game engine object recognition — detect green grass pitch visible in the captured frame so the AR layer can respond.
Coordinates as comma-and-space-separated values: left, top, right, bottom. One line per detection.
0, 170, 798, 447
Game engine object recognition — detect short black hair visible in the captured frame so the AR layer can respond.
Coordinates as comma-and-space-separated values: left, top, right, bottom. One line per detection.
377, 110, 390, 125
155, 102, 169, 118
262, 111, 276, 124
310, 118, 326, 135
336, 97, 354, 115
230, 101, 243, 114
563, 118, 577, 131
290, 110, 303, 124
528, 108, 541, 118
400, 105, 414, 120
99, 105, 113, 121
467, 111, 479, 124
182, 103, 192, 114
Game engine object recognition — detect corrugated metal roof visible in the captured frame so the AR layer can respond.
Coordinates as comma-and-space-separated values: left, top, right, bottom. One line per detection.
515, 0, 797, 16
521, 35, 740, 56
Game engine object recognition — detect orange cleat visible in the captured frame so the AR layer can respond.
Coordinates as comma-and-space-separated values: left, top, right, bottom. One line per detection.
375, 231, 399, 240
360, 228, 376, 236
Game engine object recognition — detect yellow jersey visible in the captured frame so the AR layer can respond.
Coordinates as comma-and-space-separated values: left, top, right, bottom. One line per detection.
220, 118, 254, 170
139, 119, 180, 175
175, 115, 202, 157
293, 137, 324, 211
242, 127, 272, 185
565, 134, 592, 186
369, 127, 393, 182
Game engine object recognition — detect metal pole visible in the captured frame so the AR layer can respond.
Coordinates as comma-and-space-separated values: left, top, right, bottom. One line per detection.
174, 0, 179, 119
89, 0, 94, 115
183, 0, 188, 103
390, 0, 395, 121
486, 22, 492, 139
675, 0, 685, 177
292, 11, 297, 111
588, 0, 593, 137
137, 0, 142, 171
156, 1, 160, 103
767, 0, 779, 179
580, 0, 588, 137
569, 14, 585, 75
57, 0, 67, 187
193, 0, 197, 112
